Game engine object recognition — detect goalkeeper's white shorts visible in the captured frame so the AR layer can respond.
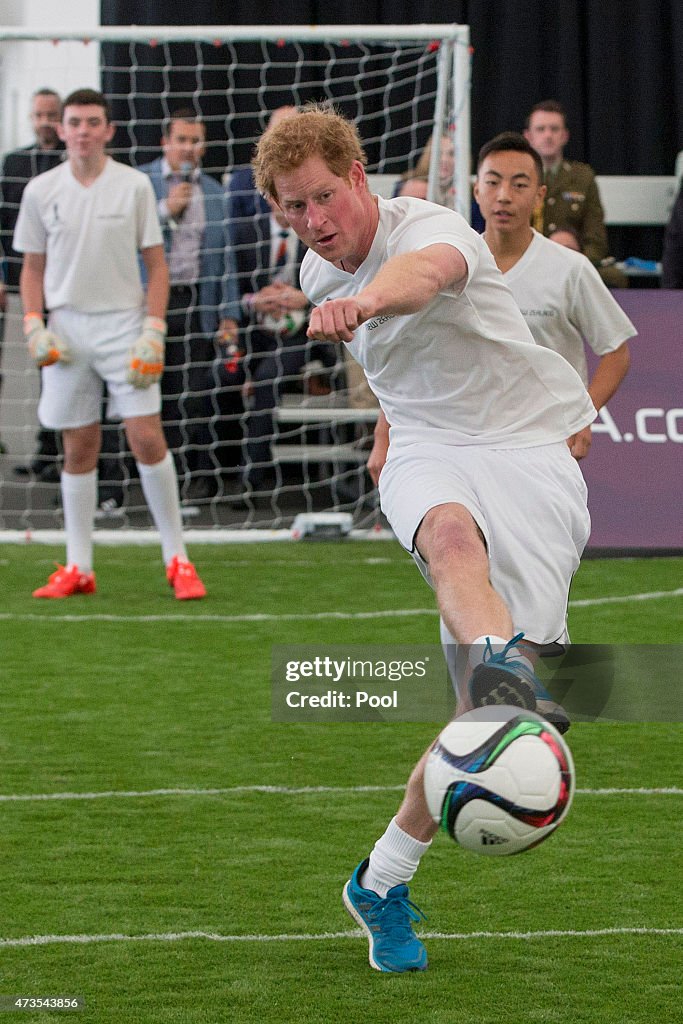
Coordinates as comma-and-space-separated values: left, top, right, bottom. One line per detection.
378, 439, 591, 647
38, 306, 161, 429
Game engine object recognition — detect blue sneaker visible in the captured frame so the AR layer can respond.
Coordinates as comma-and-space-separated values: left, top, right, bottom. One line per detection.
342, 859, 427, 972
468, 633, 570, 733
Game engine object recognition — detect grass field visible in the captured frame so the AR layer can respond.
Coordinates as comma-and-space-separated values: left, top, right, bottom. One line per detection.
1, 541, 681, 1023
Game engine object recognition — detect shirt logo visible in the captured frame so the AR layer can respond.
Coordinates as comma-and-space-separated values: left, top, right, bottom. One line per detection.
520, 308, 555, 318
366, 315, 395, 331
47, 202, 62, 229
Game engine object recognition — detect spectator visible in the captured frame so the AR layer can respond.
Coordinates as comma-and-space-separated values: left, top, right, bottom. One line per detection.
395, 135, 485, 231
136, 108, 240, 481
524, 99, 626, 287
395, 175, 428, 200
189, 190, 336, 502
398, 134, 456, 207
1, 88, 64, 470
227, 106, 297, 223
183, 104, 334, 504
13, 88, 205, 600
549, 226, 582, 251
661, 182, 683, 288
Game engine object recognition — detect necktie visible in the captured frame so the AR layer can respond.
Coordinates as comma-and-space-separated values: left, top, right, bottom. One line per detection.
274, 229, 289, 271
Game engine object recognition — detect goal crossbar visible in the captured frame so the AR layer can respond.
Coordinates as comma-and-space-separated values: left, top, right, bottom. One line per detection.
0, 22, 471, 534
0, 25, 468, 45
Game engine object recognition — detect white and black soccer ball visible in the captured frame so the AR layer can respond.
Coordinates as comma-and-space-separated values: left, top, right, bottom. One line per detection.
423, 706, 575, 856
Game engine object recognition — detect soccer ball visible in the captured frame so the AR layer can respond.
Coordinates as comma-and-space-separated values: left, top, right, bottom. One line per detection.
423, 706, 575, 856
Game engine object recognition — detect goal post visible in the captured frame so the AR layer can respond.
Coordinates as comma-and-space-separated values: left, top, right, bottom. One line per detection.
0, 23, 471, 536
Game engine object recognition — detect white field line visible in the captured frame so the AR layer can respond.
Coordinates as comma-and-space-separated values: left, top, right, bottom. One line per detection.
570, 588, 683, 607
0, 926, 681, 949
0, 609, 438, 623
31, 556, 405, 569
0, 785, 680, 803
1, 587, 681, 624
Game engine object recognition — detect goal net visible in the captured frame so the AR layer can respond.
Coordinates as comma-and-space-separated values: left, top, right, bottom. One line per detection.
0, 24, 471, 535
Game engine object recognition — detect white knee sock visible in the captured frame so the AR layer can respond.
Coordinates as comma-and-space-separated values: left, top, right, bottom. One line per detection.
61, 469, 97, 573
360, 817, 432, 897
137, 452, 187, 565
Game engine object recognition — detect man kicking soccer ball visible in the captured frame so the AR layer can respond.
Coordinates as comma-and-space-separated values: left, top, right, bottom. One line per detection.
14, 88, 205, 600
252, 105, 595, 972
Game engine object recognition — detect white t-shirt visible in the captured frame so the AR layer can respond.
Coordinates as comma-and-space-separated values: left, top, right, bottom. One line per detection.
504, 230, 636, 385
13, 157, 162, 313
301, 196, 596, 447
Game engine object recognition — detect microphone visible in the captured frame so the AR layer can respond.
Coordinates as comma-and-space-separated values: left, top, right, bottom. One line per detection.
171, 161, 194, 224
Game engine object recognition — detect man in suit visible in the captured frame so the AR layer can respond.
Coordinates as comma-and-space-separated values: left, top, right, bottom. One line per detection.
137, 109, 241, 478
188, 186, 336, 502
524, 99, 626, 287
186, 104, 333, 502
2, 88, 64, 469
227, 106, 297, 224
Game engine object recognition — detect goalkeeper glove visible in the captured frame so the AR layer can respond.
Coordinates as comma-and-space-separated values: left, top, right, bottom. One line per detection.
128, 316, 166, 388
23, 314, 71, 368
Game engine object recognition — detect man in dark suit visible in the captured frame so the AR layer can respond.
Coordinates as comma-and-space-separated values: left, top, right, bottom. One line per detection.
138, 109, 240, 459
188, 139, 336, 502
227, 106, 297, 224
1, 88, 64, 469
96, 108, 241, 513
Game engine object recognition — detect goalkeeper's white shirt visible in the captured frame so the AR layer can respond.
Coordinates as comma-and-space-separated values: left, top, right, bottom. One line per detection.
13, 157, 162, 313
301, 196, 596, 449
504, 229, 636, 385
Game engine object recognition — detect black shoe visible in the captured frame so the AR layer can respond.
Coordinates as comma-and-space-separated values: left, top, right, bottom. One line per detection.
38, 463, 61, 483
13, 464, 32, 477
183, 476, 218, 502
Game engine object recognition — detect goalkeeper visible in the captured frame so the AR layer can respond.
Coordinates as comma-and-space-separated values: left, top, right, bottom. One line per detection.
13, 88, 205, 600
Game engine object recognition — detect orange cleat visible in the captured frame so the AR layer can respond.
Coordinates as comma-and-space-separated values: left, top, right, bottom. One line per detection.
166, 556, 206, 600
33, 564, 96, 599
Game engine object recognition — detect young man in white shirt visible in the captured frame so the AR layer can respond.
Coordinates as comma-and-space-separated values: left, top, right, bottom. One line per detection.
473, 131, 634, 458
14, 88, 205, 599
436, 131, 635, 696
252, 105, 596, 974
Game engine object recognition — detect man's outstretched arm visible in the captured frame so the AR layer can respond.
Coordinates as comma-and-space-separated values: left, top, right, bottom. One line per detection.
307, 243, 467, 343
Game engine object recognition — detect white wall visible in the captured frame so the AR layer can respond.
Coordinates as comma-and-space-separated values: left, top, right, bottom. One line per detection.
0, 0, 101, 153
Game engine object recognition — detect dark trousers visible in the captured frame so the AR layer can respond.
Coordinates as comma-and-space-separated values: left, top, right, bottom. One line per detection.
193, 329, 335, 486
162, 285, 216, 478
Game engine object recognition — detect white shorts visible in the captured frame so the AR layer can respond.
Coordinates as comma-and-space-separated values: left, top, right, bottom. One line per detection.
38, 307, 161, 429
378, 440, 591, 645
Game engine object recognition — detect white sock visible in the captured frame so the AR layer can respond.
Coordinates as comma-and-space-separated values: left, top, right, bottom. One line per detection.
61, 469, 97, 573
469, 634, 533, 674
439, 616, 459, 692
360, 817, 432, 897
137, 452, 187, 565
